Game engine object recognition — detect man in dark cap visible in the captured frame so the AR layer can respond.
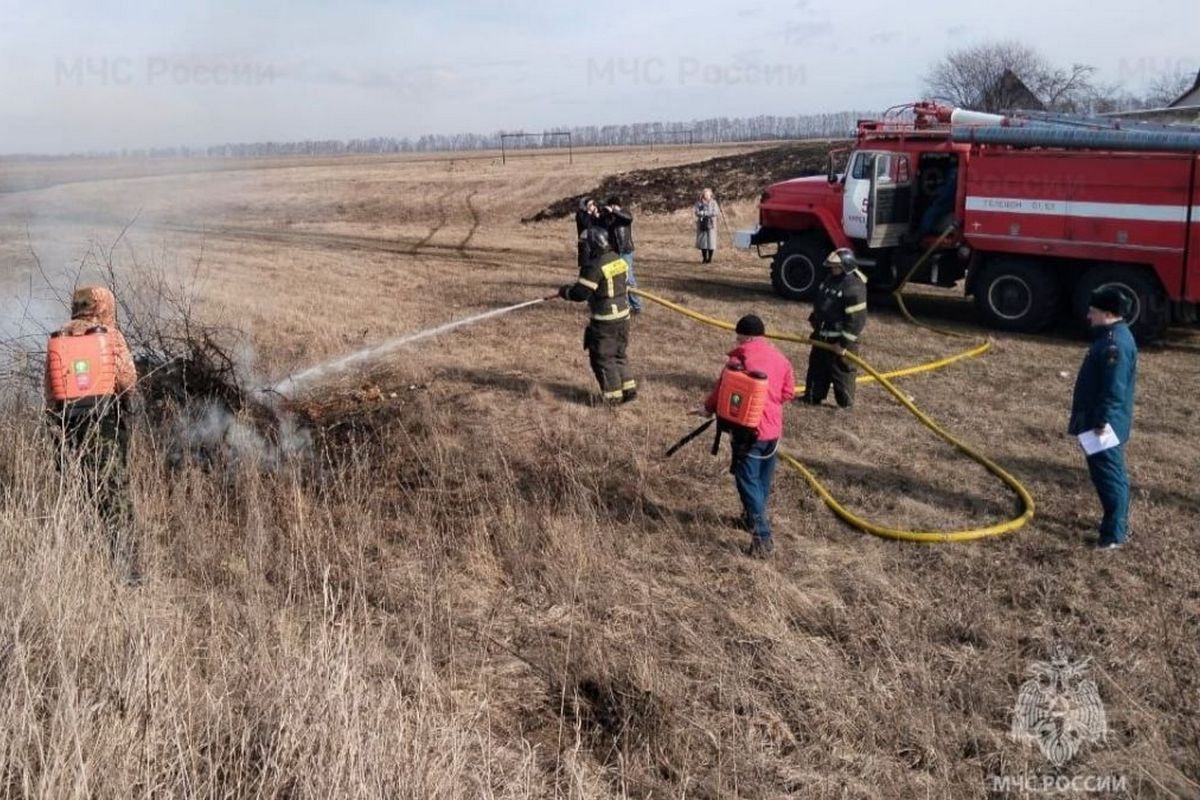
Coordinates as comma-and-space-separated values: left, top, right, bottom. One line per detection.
1068, 286, 1138, 550
694, 314, 795, 558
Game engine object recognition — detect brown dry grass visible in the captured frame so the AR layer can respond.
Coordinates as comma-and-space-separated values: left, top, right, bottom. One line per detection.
1, 145, 1199, 798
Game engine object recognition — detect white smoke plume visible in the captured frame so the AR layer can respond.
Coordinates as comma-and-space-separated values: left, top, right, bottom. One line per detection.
170, 399, 312, 471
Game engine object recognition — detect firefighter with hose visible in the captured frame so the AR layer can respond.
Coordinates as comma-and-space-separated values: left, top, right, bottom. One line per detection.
692, 314, 795, 558
44, 286, 142, 582
801, 248, 868, 410
558, 219, 638, 405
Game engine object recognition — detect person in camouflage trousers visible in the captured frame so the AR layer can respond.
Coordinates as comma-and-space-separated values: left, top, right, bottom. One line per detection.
45, 286, 141, 582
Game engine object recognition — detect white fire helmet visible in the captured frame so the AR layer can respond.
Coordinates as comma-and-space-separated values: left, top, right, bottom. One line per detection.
824, 247, 857, 270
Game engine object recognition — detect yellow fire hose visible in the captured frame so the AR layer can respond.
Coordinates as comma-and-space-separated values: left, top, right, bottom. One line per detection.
632, 230, 1035, 542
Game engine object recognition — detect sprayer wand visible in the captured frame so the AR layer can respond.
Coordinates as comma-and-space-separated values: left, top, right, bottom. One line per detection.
664, 417, 715, 457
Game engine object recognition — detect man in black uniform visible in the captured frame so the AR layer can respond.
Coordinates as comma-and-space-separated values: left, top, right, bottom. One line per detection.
600, 196, 641, 314
801, 247, 868, 410
559, 222, 638, 404
575, 196, 599, 267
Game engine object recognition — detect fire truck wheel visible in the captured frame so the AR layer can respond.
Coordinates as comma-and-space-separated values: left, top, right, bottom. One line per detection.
973, 258, 1059, 332
1072, 265, 1169, 343
770, 237, 827, 301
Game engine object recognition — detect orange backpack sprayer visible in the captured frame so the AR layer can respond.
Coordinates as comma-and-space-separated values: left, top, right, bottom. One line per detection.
45, 327, 117, 405
713, 363, 768, 431
664, 361, 769, 458
709, 363, 768, 456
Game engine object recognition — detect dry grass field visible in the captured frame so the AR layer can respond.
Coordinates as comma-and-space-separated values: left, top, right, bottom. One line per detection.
1, 143, 1198, 798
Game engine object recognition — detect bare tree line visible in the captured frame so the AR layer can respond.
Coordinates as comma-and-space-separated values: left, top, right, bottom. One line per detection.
44, 112, 875, 160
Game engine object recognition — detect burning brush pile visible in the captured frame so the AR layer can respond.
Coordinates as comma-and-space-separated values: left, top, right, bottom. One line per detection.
132, 332, 311, 471
14, 275, 316, 471
125, 309, 429, 473
0, 286, 437, 481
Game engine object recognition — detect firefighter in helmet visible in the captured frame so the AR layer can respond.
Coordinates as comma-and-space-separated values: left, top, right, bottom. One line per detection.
558, 221, 637, 405
44, 285, 141, 581
801, 248, 868, 410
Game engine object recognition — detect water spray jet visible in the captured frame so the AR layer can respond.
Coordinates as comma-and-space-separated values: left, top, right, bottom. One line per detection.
267, 294, 558, 397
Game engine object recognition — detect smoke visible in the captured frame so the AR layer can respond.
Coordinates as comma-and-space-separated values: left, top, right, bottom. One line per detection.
170, 399, 311, 471
0, 221, 315, 472
0, 238, 70, 397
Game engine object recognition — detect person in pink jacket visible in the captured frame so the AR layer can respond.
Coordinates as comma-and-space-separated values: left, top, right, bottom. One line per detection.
697, 314, 795, 558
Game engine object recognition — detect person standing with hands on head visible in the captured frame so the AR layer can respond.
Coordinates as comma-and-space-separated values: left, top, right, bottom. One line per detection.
801, 248, 868, 410
694, 314, 795, 559
695, 188, 720, 264
1068, 287, 1138, 550
601, 196, 641, 314
575, 196, 599, 267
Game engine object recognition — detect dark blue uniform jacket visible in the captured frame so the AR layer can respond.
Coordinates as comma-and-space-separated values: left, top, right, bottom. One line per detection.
1069, 321, 1138, 443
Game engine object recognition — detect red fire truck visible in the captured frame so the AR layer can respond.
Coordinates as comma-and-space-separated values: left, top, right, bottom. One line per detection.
735, 102, 1200, 340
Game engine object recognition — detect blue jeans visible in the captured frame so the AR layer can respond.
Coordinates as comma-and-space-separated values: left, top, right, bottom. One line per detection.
733, 439, 779, 542
622, 253, 641, 311
1086, 445, 1129, 543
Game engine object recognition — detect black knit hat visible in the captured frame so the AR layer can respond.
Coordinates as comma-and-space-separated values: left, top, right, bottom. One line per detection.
735, 314, 765, 336
1089, 287, 1130, 317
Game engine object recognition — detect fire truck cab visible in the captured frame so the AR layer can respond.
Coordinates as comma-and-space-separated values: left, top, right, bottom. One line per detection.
737, 102, 1200, 341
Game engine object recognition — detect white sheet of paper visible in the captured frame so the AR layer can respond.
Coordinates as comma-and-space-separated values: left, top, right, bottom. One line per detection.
1077, 424, 1120, 456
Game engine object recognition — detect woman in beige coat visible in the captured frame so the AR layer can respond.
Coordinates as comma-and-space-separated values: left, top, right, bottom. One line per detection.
694, 188, 720, 263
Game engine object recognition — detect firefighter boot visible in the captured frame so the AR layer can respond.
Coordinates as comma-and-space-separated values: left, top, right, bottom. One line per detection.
621, 380, 638, 404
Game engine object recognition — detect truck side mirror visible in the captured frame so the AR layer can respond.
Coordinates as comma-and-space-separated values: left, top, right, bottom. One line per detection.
827, 153, 837, 183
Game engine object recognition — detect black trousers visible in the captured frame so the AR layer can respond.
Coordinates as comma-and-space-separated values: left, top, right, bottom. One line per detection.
584, 320, 633, 401
804, 337, 858, 408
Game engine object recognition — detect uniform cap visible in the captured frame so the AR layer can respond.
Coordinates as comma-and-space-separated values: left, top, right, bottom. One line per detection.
1089, 287, 1131, 317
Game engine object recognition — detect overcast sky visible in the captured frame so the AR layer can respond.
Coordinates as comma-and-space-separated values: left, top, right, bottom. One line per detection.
1, 0, 1196, 154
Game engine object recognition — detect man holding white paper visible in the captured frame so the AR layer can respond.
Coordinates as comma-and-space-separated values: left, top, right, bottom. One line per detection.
1068, 288, 1139, 550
